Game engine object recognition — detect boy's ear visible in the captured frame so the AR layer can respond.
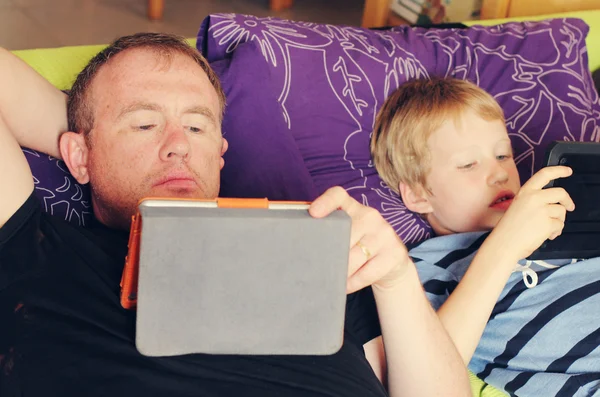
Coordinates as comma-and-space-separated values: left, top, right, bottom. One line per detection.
59, 132, 91, 184
399, 182, 433, 215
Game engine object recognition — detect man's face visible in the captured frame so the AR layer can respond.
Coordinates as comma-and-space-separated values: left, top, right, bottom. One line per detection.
82, 48, 226, 229
422, 110, 521, 235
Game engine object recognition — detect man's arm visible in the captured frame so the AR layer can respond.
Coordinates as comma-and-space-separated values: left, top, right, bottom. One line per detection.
310, 187, 471, 397
0, 48, 68, 228
365, 266, 471, 397
0, 114, 34, 228
0, 48, 68, 158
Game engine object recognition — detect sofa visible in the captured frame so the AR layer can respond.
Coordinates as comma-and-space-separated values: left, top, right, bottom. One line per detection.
11, 9, 600, 397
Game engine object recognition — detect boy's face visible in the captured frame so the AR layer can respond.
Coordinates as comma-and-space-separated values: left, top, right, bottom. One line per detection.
407, 110, 521, 235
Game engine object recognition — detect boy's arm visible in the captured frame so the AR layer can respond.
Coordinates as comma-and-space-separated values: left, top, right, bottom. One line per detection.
436, 238, 516, 364
0, 48, 68, 228
0, 48, 68, 159
435, 166, 575, 364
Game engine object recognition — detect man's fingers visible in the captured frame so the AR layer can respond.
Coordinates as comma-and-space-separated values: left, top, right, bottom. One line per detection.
309, 186, 361, 219
347, 256, 388, 294
522, 166, 572, 191
347, 235, 382, 278
540, 187, 575, 211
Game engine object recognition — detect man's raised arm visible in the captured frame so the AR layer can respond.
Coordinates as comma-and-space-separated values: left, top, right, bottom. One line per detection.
0, 47, 68, 227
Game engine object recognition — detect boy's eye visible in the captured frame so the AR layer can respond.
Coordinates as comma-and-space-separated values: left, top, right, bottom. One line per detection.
458, 162, 475, 170
497, 154, 512, 161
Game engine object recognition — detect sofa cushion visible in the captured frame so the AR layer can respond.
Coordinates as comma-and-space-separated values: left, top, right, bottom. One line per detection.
198, 14, 600, 244
212, 43, 318, 201
24, 148, 92, 225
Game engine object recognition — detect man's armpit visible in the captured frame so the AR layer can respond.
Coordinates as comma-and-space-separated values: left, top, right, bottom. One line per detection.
0, 193, 42, 291
0, 114, 34, 230
364, 336, 387, 387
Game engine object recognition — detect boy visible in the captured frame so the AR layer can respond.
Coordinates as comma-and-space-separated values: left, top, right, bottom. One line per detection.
372, 77, 600, 397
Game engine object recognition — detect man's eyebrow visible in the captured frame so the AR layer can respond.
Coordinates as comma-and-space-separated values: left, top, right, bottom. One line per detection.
116, 103, 161, 120
116, 103, 218, 126
183, 106, 217, 126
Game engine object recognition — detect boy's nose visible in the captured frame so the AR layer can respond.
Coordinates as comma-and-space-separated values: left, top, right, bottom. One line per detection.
488, 163, 509, 185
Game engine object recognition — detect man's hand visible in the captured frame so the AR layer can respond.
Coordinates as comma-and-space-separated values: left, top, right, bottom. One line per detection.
309, 186, 411, 293
488, 166, 575, 262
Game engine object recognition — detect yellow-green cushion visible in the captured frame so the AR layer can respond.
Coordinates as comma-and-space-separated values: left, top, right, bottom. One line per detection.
12, 39, 197, 91
466, 9, 600, 72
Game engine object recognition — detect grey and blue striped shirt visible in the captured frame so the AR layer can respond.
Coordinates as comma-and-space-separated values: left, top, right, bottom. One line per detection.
410, 232, 600, 397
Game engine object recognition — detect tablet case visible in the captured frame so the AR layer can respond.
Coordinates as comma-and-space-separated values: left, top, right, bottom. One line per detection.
121, 198, 352, 357
528, 141, 600, 260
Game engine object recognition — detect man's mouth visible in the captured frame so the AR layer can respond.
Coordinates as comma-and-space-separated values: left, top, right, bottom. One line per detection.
154, 172, 198, 190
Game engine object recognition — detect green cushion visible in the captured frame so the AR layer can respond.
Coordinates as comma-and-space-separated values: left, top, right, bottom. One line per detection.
470, 371, 508, 397
466, 9, 600, 72
11, 39, 197, 91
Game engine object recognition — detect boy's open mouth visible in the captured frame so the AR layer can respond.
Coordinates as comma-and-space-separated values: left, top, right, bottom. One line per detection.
490, 191, 515, 210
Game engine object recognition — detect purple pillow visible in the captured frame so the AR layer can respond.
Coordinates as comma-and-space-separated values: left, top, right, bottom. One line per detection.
23, 148, 91, 226
212, 42, 318, 201
198, 15, 600, 244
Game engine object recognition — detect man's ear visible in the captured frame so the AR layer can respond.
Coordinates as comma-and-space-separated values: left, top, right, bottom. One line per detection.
399, 182, 433, 215
59, 132, 90, 184
219, 137, 228, 170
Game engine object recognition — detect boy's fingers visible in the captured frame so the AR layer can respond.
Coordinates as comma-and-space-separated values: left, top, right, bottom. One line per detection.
523, 166, 572, 191
548, 219, 565, 240
547, 204, 567, 222
540, 188, 575, 211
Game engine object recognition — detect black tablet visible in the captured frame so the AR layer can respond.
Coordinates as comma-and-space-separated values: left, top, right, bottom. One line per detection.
528, 141, 600, 260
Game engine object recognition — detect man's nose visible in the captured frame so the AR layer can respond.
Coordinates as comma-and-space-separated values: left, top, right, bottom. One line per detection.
159, 124, 190, 161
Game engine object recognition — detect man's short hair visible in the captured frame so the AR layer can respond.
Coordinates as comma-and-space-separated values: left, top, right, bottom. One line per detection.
67, 32, 226, 138
371, 77, 505, 193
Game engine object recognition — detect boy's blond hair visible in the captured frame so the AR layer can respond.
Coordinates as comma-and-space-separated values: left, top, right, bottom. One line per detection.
371, 77, 505, 194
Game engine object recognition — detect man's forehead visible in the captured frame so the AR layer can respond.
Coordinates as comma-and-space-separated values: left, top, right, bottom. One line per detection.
95, 48, 202, 82
88, 48, 219, 113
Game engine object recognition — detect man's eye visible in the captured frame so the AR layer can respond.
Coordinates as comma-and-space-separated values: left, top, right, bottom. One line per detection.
136, 125, 155, 131
187, 126, 203, 134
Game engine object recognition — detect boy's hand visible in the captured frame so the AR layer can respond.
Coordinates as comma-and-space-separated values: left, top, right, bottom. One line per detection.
488, 166, 575, 262
309, 186, 412, 293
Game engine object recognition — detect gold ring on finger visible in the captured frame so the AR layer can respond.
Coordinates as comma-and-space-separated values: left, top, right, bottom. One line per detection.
356, 240, 372, 260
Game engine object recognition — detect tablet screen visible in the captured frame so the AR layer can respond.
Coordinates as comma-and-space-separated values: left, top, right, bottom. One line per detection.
553, 153, 600, 222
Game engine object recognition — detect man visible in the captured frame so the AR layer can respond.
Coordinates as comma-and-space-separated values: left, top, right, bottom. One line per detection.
0, 33, 469, 396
